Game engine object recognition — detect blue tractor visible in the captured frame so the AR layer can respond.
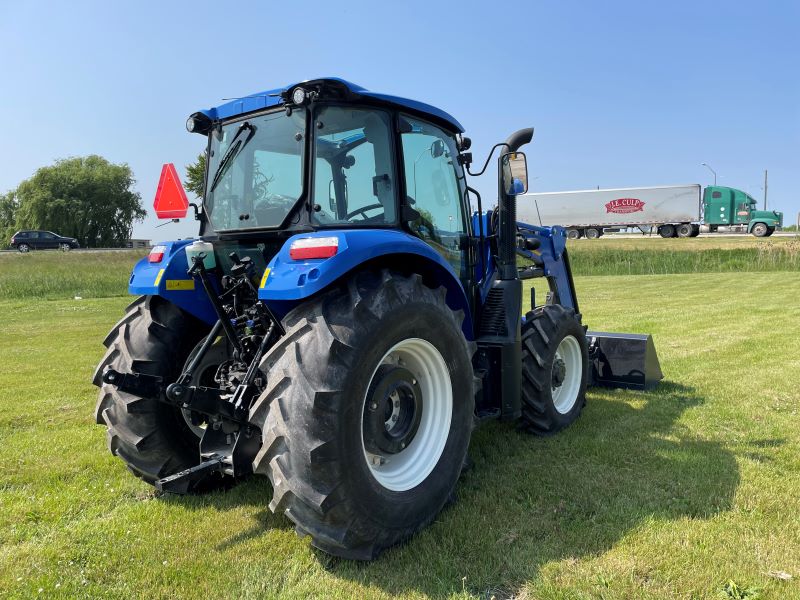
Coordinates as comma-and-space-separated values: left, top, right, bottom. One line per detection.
93, 78, 661, 559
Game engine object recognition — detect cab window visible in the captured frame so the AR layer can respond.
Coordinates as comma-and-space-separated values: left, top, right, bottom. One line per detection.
312, 107, 397, 225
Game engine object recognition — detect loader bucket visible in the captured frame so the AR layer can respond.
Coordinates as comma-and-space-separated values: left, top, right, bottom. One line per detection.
586, 331, 663, 391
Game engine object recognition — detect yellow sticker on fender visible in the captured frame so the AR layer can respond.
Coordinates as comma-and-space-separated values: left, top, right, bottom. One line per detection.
154, 268, 165, 286
259, 268, 271, 289
166, 279, 195, 291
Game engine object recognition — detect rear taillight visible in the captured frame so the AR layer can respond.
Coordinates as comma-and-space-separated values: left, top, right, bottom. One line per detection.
289, 237, 338, 260
148, 245, 167, 263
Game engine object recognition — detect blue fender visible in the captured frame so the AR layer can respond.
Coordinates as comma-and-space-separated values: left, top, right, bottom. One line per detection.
128, 240, 217, 325
259, 229, 474, 339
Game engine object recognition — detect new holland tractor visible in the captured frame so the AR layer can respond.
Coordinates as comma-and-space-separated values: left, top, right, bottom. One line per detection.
93, 78, 661, 559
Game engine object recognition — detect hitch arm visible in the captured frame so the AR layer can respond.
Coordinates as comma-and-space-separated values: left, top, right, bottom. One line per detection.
102, 368, 163, 398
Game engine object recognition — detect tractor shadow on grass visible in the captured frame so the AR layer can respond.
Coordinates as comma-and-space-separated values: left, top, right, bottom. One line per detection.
325, 381, 741, 598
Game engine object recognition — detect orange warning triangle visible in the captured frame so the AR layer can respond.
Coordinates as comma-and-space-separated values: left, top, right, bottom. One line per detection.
153, 163, 189, 219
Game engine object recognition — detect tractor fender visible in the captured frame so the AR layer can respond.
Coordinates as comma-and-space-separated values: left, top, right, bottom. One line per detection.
259, 229, 474, 339
127, 240, 217, 324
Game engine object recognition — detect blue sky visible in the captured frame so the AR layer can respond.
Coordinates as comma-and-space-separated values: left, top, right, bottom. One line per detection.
1, 0, 798, 240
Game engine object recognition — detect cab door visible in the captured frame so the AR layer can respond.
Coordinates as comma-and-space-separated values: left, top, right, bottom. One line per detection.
399, 115, 470, 283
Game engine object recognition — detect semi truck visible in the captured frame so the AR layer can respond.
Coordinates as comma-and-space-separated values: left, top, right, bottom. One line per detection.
518, 184, 784, 239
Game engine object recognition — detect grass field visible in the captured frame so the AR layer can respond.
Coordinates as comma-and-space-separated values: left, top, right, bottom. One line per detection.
1, 237, 797, 302
1, 243, 799, 598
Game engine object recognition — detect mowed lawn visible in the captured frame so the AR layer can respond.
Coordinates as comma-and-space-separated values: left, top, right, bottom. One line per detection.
1, 268, 800, 597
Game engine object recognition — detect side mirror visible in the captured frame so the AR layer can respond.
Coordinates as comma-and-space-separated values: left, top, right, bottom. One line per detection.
431, 139, 446, 158
501, 152, 529, 195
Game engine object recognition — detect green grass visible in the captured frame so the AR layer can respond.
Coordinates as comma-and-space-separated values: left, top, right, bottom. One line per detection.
1, 270, 799, 599
565, 236, 800, 276
1, 238, 798, 302
0, 250, 145, 300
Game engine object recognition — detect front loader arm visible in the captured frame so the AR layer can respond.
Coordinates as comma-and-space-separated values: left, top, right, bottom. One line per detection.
515, 223, 579, 313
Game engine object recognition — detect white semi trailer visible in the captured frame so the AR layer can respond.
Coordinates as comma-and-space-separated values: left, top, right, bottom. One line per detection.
518, 184, 702, 239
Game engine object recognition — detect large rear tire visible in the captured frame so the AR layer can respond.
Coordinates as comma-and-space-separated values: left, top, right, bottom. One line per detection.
92, 296, 213, 486
249, 270, 475, 560
676, 223, 693, 238
520, 304, 589, 435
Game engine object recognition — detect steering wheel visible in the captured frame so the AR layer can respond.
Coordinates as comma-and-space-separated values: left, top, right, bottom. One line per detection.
345, 203, 384, 220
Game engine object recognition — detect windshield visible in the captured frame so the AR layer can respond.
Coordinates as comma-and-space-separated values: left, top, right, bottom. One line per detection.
205, 109, 305, 230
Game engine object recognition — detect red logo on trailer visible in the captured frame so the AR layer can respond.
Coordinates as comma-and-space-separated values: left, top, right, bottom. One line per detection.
605, 198, 645, 214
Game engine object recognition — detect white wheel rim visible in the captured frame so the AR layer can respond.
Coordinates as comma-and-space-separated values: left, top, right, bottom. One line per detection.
551, 335, 582, 414
361, 338, 452, 492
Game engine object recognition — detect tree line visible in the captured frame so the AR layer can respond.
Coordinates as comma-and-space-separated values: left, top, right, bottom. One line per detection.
1, 156, 146, 248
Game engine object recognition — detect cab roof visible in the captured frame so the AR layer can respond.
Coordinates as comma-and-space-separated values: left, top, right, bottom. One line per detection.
196, 77, 464, 133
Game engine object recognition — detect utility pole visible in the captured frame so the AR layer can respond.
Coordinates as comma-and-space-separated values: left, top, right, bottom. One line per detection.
701, 163, 717, 185
763, 169, 768, 210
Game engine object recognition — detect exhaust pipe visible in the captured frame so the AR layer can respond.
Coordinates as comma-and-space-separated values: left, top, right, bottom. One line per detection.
497, 128, 534, 281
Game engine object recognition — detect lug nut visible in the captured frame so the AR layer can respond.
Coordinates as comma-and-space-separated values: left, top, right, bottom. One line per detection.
400, 442, 406, 449
370, 402, 378, 410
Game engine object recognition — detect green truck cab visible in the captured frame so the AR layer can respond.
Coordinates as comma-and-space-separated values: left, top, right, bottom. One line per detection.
703, 186, 783, 237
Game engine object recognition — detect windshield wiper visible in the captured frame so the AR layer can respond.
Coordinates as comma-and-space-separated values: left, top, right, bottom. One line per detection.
209, 122, 257, 193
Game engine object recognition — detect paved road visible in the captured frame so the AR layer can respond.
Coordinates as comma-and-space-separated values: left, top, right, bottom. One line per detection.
0, 247, 149, 254
584, 231, 797, 239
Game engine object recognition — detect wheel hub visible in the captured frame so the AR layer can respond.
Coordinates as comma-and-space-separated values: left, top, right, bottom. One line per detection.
363, 365, 422, 455
551, 357, 567, 388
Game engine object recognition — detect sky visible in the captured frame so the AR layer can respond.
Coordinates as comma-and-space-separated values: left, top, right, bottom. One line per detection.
1, 0, 798, 241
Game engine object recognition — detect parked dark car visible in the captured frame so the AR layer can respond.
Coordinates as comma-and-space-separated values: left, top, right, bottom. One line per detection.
10, 230, 80, 252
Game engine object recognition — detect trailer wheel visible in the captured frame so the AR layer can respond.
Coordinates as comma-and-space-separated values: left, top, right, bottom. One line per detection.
676, 223, 693, 238
519, 304, 589, 435
690, 224, 701, 237
92, 296, 216, 488
585, 228, 601, 239
249, 270, 475, 560
567, 229, 582, 240
658, 225, 676, 238
752, 222, 769, 237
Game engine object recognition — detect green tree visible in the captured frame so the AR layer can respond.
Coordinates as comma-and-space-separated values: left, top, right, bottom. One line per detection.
0, 190, 19, 246
184, 153, 206, 199
14, 155, 146, 248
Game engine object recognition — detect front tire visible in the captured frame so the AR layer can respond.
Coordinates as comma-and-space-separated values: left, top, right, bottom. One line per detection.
752, 222, 769, 237
520, 304, 589, 435
249, 270, 475, 559
92, 296, 211, 486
